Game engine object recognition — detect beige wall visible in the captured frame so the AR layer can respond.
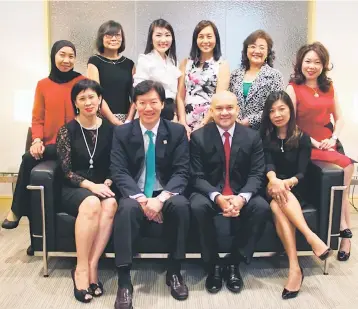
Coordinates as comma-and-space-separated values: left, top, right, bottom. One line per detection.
314, 0, 358, 167
0, 1, 48, 196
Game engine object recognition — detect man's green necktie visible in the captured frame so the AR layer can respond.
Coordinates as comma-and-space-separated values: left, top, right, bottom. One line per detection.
144, 130, 155, 197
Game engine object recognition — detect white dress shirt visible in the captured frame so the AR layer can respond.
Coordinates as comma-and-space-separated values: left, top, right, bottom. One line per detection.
209, 123, 252, 204
133, 50, 181, 100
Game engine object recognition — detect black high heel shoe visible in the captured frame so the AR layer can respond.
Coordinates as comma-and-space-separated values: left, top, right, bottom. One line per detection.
89, 281, 104, 297
337, 239, 351, 262
71, 269, 92, 303
282, 267, 304, 300
340, 229, 353, 239
314, 247, 333, 261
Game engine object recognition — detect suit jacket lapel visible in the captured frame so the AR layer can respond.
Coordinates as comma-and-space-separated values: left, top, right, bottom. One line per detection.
130, 120, 145, 168
156, 119, 168, 161
246, 64, 269, 103
229, 123, 241, 171
210, 123, 225, 163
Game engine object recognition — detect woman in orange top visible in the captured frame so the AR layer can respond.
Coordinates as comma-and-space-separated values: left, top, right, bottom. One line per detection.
2, 40, 84, 232
287, 42, 354, 261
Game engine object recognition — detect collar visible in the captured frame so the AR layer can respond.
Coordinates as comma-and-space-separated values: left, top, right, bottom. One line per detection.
139, 119, 161, 137
216, 123, 236, 138
152, 49, 170, 64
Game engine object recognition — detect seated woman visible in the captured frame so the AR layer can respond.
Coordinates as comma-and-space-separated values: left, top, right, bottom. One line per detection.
56, 79, 118, 303
2, 40, 84, 231
260, 91, 332, 300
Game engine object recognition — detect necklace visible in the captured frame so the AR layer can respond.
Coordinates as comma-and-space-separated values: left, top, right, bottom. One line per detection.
78, 119, 98, 169
278, 137, 285, 152
95, 54, 126, 65
307, 85, 320, 97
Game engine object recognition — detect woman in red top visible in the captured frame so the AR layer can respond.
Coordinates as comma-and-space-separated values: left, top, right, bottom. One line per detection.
287, 42, 354, 261
2, 40, 84, 232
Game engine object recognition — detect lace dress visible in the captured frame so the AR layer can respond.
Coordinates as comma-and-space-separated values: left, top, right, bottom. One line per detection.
56, 119, 114, 216
184, 58, 221, 130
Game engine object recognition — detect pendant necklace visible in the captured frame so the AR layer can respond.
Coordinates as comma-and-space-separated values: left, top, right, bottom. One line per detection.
278, 137, 284, 152
95, 54, 126, 65
307, 85, 320, 97
79, 120, 98, 169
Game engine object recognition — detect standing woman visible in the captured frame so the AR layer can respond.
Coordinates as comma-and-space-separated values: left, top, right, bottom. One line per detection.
261, 91, 332, 299
287, 42, 354, 261
88, 20, 135, 125
177, 20, 230, 134
57, 79, 118, 303
132, 18, 181, 120
2, 40, 84, 230
230, 30, 284, 130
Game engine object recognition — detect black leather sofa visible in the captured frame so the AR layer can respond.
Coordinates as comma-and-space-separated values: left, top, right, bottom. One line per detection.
28, 160, 344, 277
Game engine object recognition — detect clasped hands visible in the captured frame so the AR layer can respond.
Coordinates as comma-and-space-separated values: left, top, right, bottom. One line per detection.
216, 194, 246, 217
136, 196, 164, 224
268, 178, 293, 207
314, 138, 336, 151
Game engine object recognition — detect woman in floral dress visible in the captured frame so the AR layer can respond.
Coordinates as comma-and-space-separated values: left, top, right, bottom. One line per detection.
177, 20, 230, 135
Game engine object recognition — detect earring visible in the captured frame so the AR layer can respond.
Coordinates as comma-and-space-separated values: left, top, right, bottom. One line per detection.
76, 108, 79, 114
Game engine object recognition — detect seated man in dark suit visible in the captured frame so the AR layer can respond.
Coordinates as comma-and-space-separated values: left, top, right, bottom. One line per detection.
111, 80, 190, 309
190, 91, 270, 294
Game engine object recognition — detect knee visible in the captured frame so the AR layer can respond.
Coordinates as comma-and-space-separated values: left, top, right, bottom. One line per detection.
101, 198, 118, 219
169, 195, 190, 214
118, 198, 140, 215
22, 151, 36, 166
78, 196, 101, 220
189, 193, 211, 216
250, 197, 270, 216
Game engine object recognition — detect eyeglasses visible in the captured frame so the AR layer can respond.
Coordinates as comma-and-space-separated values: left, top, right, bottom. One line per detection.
104, 33, 122, 40
248, 44, 267, 52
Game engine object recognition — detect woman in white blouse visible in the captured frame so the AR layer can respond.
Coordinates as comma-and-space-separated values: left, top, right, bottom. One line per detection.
130, 19, 181, 120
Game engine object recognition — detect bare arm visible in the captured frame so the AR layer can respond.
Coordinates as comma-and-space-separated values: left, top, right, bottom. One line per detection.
87, 63, 122, 125
331, 93, 344, 138
176, 59, 188, 125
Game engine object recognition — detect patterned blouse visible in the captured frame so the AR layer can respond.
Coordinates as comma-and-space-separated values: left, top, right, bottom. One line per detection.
184, 57, 221, 130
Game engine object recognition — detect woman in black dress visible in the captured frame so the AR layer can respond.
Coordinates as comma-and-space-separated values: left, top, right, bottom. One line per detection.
260, 91, 332, 300
57, 79, 117, 303
87, 20, 135, 125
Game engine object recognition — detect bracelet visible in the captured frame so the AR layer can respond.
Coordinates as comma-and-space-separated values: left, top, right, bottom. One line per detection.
31, 138, 42, 145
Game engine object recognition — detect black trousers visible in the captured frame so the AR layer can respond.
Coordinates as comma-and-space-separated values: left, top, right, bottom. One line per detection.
161, 98, 175, 121
190, 192, 270, 265
11, 144, 57, 218
114, 195, 190, 266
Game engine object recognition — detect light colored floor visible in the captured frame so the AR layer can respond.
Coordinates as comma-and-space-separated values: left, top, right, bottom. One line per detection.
1, 200, 358, 309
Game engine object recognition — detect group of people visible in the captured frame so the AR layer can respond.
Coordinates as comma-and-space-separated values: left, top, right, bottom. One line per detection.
1, 18, 355, 308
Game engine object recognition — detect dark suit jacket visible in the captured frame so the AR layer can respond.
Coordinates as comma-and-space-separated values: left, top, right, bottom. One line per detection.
110, 118, 189, 198
190, 122, 265, 197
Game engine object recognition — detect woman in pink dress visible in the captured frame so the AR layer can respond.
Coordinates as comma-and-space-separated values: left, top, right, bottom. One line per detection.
287, 42, 354, 261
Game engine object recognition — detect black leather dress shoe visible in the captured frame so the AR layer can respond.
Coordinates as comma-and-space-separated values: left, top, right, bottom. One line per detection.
114, 285, 133, 309
205, 265, 223, 294
340, 229, 353, 238
224, 265, 243, 293
1, 218, 20, 229
166, 272, 188, 300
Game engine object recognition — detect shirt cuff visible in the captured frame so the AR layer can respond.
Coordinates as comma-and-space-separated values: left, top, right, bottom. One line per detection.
124, 119, 131, 124
129, 193, 145, 200
209, 192, 221, 203
238, 192, 252, 204
157, 191, 178, 203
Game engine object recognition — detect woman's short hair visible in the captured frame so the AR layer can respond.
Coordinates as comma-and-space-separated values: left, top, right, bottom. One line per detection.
290, 41, 332, 92
71, 79, 103, 114
133, 80, 166, 103
260, 90, 301, 149
95, 20, 126, 54
189, 20, 222, 65
241, 30, 275, 70
144, 19, 177, 65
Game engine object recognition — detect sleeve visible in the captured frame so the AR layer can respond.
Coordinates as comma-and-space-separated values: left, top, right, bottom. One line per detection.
133, 54, 151, 87
247, 111, 263, 129
56, 126, 86, 187
264, 149, 276, 174
228, 71, 235, 93
110, 127, 143, 197
190, 133, 219, 195
294, 133, 312, 181
87, 55, 100, 68
163, 126, 190, 194
31, 81, 45, 141
239, 132, 265, 195
271, 70, 285, 92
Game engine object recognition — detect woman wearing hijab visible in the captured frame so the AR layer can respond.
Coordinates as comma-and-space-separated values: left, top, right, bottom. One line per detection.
2, 40, 85, 230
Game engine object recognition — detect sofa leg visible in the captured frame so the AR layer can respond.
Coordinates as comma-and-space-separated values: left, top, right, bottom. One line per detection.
27, 185, 49, 277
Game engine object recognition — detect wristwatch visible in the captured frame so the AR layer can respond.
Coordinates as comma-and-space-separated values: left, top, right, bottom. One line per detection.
331, 135, 338, 141
156, 193, 168, 203
31, 138, 42, 145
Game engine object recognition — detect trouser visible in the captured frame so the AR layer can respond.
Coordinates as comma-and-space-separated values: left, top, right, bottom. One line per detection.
114, 194, 190, 266
190, 192, 270, 265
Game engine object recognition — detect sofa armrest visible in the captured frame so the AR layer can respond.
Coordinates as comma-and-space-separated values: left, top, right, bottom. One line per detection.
29, 160, 61, 251
305, 161, 344, 248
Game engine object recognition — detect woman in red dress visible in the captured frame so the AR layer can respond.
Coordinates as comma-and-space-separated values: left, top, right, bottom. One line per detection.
287, 42, 354, 261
